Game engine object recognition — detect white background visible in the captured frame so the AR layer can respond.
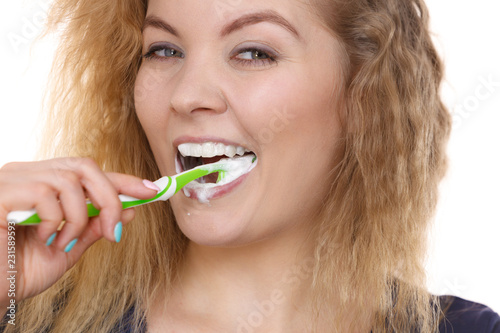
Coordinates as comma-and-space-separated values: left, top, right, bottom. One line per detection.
1, 0, 499, 311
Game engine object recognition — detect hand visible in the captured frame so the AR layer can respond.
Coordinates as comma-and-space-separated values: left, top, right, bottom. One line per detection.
0, 158, 158, 307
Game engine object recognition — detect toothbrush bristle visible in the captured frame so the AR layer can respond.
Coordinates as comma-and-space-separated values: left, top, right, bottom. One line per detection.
216, 171, 226, 183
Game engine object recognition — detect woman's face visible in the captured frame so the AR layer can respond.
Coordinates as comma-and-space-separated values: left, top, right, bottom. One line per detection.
135, 0, 344, 246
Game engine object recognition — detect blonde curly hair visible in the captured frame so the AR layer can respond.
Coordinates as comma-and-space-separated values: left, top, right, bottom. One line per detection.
6, 0, 450, 332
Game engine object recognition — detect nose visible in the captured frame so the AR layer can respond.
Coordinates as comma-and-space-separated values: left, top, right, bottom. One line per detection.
169, 57, 228, 116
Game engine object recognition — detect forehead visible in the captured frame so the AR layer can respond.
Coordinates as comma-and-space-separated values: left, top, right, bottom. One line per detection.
145, 0, 317, 34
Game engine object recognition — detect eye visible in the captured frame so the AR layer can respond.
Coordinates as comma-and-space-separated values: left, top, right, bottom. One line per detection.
143, 43, 184, 61
237, 49, 272, 60
231, 46, 278, 67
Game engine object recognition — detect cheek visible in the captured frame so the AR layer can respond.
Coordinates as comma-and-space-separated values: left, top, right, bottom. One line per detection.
134, 68, 175, 140
228, 74, 307, 148
232, 68, 340, 151
134, 68, 174, 174
232, 66, 342, 215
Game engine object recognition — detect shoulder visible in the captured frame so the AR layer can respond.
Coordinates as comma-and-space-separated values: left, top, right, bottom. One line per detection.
439, 295, 500, 333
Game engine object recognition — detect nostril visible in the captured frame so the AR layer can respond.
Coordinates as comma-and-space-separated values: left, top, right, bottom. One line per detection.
169, 76, 228, 116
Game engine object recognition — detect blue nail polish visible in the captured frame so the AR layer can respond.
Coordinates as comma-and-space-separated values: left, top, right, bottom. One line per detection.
64, 238, 78, 253
46, 232, 57, 246
114, 222, 123, 243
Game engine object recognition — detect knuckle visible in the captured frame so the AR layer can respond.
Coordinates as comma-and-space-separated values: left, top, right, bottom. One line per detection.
57, 169, 80, 186
50, 157, 76, 170
32, 183, 54, 198
101, 197, 122, 221
67, 158, 82, 170
79, 157, 98, 171
52, 157, 98, 174
63, 210, 87, 227
110, 196, 123, 214
86, 219, 104, 240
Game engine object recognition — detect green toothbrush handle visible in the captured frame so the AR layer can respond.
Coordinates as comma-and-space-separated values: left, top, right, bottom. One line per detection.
6, 157, 245, 225
7, 176, 175, 225
10, 194, 162, 226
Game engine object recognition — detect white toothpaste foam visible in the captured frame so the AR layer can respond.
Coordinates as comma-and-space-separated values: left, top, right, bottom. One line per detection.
184, 154, 257, 204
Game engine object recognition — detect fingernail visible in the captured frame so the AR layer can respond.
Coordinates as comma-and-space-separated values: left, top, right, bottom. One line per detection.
114, 222, 123, 243
64, 238, 78, 253
143, 179, 161, 192
46, 232, 57, 246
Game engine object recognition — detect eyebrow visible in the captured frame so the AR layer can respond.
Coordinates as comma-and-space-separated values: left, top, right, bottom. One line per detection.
143, 10, 300, 40
142, 15, 179, 37
221, 10, 300, 39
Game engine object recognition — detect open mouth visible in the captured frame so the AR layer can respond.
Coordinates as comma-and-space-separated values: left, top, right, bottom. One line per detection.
176, 142, 256, 184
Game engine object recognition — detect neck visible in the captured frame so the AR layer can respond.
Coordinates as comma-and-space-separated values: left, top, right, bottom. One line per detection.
159, 223, 323, 332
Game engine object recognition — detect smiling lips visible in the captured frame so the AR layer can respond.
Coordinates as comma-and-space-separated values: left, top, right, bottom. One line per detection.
175, 141, 257, 202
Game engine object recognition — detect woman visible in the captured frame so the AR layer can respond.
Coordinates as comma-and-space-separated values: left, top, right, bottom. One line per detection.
1, 0, 498, 332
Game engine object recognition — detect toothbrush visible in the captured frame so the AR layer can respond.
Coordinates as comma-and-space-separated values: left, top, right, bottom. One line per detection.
7, 157, 254, 225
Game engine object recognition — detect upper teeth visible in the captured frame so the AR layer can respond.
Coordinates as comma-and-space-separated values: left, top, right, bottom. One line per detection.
178, 142, 250, 158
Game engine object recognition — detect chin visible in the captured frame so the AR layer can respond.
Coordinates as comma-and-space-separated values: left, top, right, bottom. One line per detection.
171, 201, 255, 247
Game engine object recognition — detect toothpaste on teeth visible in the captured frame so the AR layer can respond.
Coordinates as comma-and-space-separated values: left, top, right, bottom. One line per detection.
184, 154, 257, 204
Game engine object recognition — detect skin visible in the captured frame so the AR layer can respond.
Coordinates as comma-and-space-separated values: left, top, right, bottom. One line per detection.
0, 0, 354, 330
135, 0, 348, 331
0, 158, 158, 310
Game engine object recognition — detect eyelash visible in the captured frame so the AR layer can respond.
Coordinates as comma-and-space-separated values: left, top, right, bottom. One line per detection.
142, 44, 278, 67
231, 47, 278, 67
142, 44, 184, 61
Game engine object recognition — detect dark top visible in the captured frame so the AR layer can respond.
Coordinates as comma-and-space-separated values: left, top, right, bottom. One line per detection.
438, 296, 500, 333
112, 295, 500, 332
2, 295, 499, 332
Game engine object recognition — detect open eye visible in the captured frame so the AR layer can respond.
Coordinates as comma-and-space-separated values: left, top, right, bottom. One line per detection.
237, 49, 273, 60
231, 46, 278, 67
143, 43, 184, 60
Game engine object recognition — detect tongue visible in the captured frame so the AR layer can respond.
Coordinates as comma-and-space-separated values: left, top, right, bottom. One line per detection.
202, 172, 219, 184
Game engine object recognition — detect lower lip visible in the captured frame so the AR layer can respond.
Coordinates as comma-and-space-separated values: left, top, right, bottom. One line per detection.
184, 172, 251, 202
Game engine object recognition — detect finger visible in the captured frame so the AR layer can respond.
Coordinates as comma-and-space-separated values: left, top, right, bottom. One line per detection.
74, 162, 123, 243
0, 182, 60, 226
1, 158, 159, 201
0, 181, 76, 247
33, 194, 64, 243
7, 168, 90, 250
106, 172, 160, 198
120, 208, 136, 226
76, 207, 135, 243
0, 158, 81, 173
1, 158, 146, 245
51, 170, 90, 251
63, 208, 136, 259
81, 171, 159, 242
59, 216, 104, 263
0, 161, 39, 173
4, 160, 121, 246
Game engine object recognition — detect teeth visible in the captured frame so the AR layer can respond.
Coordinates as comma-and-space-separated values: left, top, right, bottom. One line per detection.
215, 143, 226, 156
178, 142, 251, 158
202, 142, 215, 157
225, 145, 236, 158
236, 146, 245, 156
